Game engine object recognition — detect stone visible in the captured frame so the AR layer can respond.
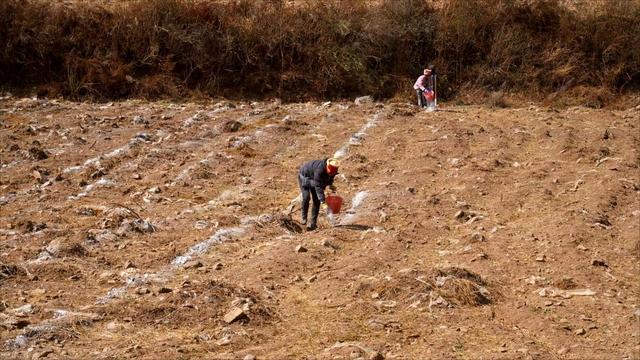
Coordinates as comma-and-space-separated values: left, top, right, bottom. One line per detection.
577, 244, 588, 251
575, 328, 586, 335
243, 355, 256, 360
133, 115, 147, 125
535, 254, 546, 262
136, 287, 150, 295
355, 96, 374, 105
14, 304, 34, 316
106, 321, 120, 331
214, 262, 224, 270
557, 347, 569, 355
591, 259, 608, 268
183, 260, 203, 269
123, 260, 135, 269
471, 233, 485, 242
132, 173, 141, 180
295, 245, 308, 253
30, 288, 46, 297
158, 287, 173, 294
216, 335, 232, 346
223, 307, 247, 324
32, 349, 53, 359
32, 170, 43, 182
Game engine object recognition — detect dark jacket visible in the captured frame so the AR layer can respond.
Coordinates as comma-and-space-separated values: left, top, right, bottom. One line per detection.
298, 159, 335, 203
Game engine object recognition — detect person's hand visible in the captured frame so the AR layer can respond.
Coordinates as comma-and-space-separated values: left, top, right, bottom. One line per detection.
321, 203, 332, 214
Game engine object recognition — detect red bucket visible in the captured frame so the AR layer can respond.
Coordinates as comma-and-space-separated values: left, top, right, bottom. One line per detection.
325, 195, 343, 214
425, 90, 435, 101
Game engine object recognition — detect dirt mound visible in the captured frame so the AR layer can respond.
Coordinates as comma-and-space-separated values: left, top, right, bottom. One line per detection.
29, 262, 84, 282
375, 267, 498, 309
100, 279, 274, 327
36, 237, 87, 261
99, 205, 155, 235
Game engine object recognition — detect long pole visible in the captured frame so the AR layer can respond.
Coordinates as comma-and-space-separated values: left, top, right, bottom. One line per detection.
433, 74, 437, 108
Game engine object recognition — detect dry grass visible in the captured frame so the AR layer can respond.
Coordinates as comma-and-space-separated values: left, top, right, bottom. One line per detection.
0, 0, 638, 102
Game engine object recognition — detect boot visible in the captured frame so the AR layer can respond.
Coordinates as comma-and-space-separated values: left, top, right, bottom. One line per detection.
306, 223, 317, 231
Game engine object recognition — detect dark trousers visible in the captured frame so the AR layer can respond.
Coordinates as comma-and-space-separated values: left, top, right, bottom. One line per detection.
299, 175, 320, 226
416, 89, 426, 108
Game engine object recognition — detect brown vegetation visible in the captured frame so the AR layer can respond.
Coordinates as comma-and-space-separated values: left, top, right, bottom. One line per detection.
0, 0, 638, 102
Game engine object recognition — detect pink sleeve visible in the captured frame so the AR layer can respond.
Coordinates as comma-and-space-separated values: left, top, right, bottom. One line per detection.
413, 75, 425, 90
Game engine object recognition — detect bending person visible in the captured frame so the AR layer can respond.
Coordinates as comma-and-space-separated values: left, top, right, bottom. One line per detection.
298, 158, 339, 230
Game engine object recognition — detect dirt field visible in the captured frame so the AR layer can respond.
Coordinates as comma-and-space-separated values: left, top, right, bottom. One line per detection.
1, 95, 639, 359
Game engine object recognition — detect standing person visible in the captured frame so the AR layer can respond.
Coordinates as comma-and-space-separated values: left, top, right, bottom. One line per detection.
298, 158, 339, 231
413, 67, 434, 108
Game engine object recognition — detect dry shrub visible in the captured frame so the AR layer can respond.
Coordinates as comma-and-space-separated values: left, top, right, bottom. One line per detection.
222, 119, 243, 133
487, 90, 509, 108
278, 215, 303, 234
0, 261, 25, 280
0, 0, 637, 102
554, 277, 578, 290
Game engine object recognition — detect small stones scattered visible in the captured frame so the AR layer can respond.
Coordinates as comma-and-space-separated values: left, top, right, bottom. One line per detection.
295, 245, 308, 253
525, 275, 547, 285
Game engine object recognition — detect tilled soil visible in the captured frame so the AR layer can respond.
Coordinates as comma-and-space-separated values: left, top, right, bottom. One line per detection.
1, 96, 639, 359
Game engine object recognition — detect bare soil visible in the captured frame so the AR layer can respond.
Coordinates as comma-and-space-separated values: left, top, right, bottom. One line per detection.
1, 96, 639, 359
